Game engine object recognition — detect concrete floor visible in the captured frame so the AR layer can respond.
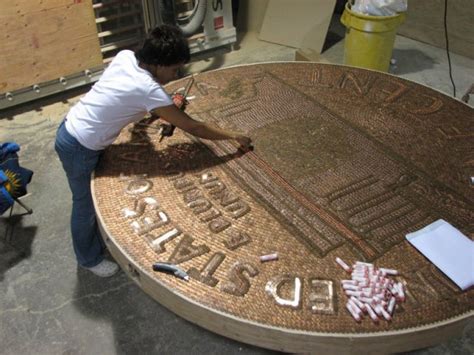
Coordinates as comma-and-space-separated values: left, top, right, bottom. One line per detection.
1, 20, 473, 355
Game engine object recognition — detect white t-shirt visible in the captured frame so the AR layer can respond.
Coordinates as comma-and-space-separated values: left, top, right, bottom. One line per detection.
65, 50, 173, 150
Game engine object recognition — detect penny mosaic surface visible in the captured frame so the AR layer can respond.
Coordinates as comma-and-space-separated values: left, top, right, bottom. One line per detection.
92, 63, 473, 349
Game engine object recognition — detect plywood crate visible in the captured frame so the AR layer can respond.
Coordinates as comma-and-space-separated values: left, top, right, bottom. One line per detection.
0, 0, 103, 94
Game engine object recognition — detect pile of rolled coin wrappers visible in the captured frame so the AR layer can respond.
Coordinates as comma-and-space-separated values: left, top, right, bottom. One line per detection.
336, 257, 406, 323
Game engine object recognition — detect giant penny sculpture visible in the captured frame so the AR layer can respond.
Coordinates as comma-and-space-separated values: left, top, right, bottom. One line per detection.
92, 63, 473, 353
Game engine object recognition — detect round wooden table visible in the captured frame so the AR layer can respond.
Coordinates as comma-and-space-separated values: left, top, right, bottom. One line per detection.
92, 62, 473, 353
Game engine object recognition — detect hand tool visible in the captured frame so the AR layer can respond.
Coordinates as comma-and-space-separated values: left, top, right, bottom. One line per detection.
152, 262, 190, 281
159, 76, 195, 142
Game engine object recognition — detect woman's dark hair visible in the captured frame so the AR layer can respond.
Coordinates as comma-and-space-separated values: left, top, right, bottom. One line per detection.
135, 25, 190, 66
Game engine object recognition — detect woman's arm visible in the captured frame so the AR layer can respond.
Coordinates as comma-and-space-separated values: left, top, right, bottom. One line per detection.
151, 104, 252, 149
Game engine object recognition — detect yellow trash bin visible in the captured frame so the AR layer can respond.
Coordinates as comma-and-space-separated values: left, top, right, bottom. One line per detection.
341, 3, 406, 72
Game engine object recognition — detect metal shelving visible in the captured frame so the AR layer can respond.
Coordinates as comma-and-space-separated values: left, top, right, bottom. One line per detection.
93, 0, 146, 63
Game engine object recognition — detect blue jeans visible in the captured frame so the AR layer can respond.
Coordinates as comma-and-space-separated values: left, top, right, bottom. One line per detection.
55, 120, 105, 267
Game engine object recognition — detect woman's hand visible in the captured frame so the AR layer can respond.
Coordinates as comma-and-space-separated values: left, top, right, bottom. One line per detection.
235, 135, 253, 151
152, 105, 254, 151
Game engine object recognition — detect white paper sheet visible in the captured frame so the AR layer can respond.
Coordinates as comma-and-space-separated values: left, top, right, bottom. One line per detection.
406, 219, 474, 290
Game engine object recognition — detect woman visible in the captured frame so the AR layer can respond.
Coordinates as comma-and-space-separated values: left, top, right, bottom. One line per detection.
55, 25, 252, 277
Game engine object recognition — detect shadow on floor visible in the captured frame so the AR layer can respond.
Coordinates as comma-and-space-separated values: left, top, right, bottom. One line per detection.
391, 48, 438, 75
183, 29, 253, 75
322, 30, 344, 53
0, 213, 37, 282
322, 12, 346, 53
72, 268, 280, 354
185, 48, 228, 74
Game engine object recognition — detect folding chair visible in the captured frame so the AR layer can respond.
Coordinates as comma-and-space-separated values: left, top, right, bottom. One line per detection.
0, 142, 33, 217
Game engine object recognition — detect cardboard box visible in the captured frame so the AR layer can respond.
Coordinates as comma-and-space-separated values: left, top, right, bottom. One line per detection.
259, 0, 336, 54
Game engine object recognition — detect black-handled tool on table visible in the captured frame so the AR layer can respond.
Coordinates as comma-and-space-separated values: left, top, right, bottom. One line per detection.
152, 262, 190, 281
